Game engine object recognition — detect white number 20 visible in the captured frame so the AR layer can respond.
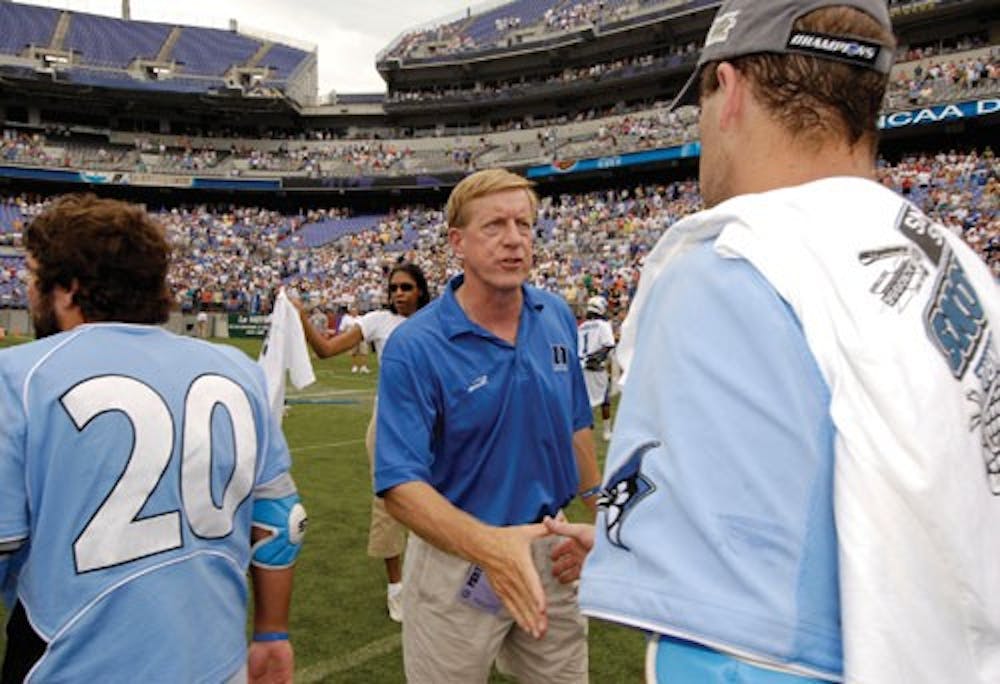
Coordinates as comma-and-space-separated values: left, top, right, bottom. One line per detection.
62, 375, 257, 573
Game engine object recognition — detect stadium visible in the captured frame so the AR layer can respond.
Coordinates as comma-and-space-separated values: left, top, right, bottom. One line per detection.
0, 0, 997, 680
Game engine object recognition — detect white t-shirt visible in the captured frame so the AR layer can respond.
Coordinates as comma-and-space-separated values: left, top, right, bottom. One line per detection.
258, 290, 316, 421
338, 313, 359, 334
357, 309, 406, 362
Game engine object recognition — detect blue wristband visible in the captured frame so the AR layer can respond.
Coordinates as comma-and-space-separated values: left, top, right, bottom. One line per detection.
579, 485, 602, 499
253, 631, 289, 642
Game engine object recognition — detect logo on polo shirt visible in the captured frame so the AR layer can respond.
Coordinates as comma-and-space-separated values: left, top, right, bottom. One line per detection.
552, 344, 569, 372
467, 375, 489, 393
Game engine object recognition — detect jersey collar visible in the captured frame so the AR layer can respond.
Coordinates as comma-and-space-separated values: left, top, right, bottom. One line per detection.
439, 273, 544, 341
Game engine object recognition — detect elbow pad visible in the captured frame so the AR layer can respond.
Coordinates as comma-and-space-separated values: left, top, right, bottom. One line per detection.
251, 494, 307, 569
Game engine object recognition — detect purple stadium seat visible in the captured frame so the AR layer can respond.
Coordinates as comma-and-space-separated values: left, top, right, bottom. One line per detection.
280, 215, 386, 249
65, 13, 171, 68
0, 4, 59, 54
258, 43, 310, 81
171, 27, 261, 76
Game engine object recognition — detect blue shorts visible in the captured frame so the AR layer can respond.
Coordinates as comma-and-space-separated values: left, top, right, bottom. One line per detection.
646, 634, 835, 684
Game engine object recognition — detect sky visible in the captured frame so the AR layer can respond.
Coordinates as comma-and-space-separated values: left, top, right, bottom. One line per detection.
13, 0, 489, 95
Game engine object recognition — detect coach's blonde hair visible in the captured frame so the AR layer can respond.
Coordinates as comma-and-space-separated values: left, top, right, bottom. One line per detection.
445, 168, 539, 228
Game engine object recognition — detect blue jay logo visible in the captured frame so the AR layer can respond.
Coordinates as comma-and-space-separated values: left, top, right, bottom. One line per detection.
597, 440, 659, 550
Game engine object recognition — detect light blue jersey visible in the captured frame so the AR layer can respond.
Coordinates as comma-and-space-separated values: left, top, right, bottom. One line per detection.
579, 242, 841, 680
0, 324, 292, 683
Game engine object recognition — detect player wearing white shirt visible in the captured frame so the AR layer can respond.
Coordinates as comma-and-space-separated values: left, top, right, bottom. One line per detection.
0, 195, 303, 683
545, 2, 1000, 682
578, 296, 616, 441
308, 307, 328, 334
295, 263, 431, 623
339, 306, 369, 373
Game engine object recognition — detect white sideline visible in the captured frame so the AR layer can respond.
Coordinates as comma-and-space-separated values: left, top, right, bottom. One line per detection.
295, 633, 402, 683
292, 439, 366, 454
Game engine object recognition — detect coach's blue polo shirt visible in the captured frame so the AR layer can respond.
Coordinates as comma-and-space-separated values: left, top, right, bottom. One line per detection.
374, 274, 593, 526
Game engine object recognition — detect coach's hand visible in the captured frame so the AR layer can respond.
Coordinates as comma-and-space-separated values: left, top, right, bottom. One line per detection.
544, 516, 594, 584
248, 640, 294, 684
480, 523, 550, 639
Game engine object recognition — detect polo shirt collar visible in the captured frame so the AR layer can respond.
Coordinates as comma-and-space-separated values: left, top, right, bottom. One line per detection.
439, 273, 545, 340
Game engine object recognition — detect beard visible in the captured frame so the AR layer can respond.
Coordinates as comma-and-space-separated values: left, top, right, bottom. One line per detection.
31, 290, 61, 339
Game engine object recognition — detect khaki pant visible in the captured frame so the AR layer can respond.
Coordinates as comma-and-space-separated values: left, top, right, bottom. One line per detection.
401, 532, 588, 683
365, 409, 407, 558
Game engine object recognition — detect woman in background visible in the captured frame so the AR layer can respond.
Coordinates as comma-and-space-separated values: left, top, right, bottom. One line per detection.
295, 262, 431, 623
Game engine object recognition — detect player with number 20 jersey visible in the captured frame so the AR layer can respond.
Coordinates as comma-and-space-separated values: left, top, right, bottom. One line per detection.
0, 194, 302, 684
0, 324, 294, 682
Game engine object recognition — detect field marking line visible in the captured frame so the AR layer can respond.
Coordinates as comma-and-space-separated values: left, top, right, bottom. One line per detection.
292, 439, 365, 453
287, 388, 374, 398
295, 633, 402, 683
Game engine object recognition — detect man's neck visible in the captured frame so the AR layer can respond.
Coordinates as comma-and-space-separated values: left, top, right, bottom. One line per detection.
734, 123, 877, 198
455, 278, 522, 345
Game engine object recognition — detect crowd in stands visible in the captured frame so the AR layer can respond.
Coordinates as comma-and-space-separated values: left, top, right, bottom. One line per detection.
898, 31, 989, 63
380, 0, 979, 63
889, 48, 1000, 108
542, 0, 632, 33
2, 130, 60, 167
1, 43, 997, 179
383, 0, 690, 61
1, 37, 997, 180
385, 44, 699, 105
0, 149, 994, 320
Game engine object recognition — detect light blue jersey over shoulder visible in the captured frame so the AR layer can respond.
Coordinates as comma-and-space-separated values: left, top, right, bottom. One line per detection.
375, 275, 593, 526
580, 242, 842, 680
0, 324, 292, 683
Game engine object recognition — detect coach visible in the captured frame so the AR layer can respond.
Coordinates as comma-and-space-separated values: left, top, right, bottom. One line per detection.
374, 168, 600, 683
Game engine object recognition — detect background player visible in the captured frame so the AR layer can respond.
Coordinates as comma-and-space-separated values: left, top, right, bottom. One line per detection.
577, 295, 616, 441
0, 194, 305, 683
339, 304, 370, 373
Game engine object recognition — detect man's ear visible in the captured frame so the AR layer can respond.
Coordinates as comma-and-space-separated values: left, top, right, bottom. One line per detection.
52, 279, 78, 310
715, 62, 746, 131
53, 279, 85, 329
448, 226, 464, 258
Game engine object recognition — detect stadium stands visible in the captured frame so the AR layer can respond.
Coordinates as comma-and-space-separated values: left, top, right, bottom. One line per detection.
0, 3, 312, 96
259, 43, 311, 81
0, 3, 58, 55
382, 0, 706, 61
287, 215, 389, 249
0, 149, 994, 314
64, 13, 170, 68
170, 27, 260, 76
0, 0, 994, 319
463, 0, 558, 47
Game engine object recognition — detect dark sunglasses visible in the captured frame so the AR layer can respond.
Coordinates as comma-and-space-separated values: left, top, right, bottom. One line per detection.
389, 282, 416, 293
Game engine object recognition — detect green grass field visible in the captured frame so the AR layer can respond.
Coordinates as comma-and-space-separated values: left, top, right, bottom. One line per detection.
0, 335, 644, 682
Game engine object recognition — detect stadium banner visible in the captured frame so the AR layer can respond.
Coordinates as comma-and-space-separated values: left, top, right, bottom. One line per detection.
282, 173, 464, 190
526, 142, 701, 179
78, 171, 130, 185
228, 313, 270, 338
889, 0, 937, 15
878, 98, 1000, 130
129, 172, 194, 188
0, 166, 82, 183
192, 178, 282, 191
